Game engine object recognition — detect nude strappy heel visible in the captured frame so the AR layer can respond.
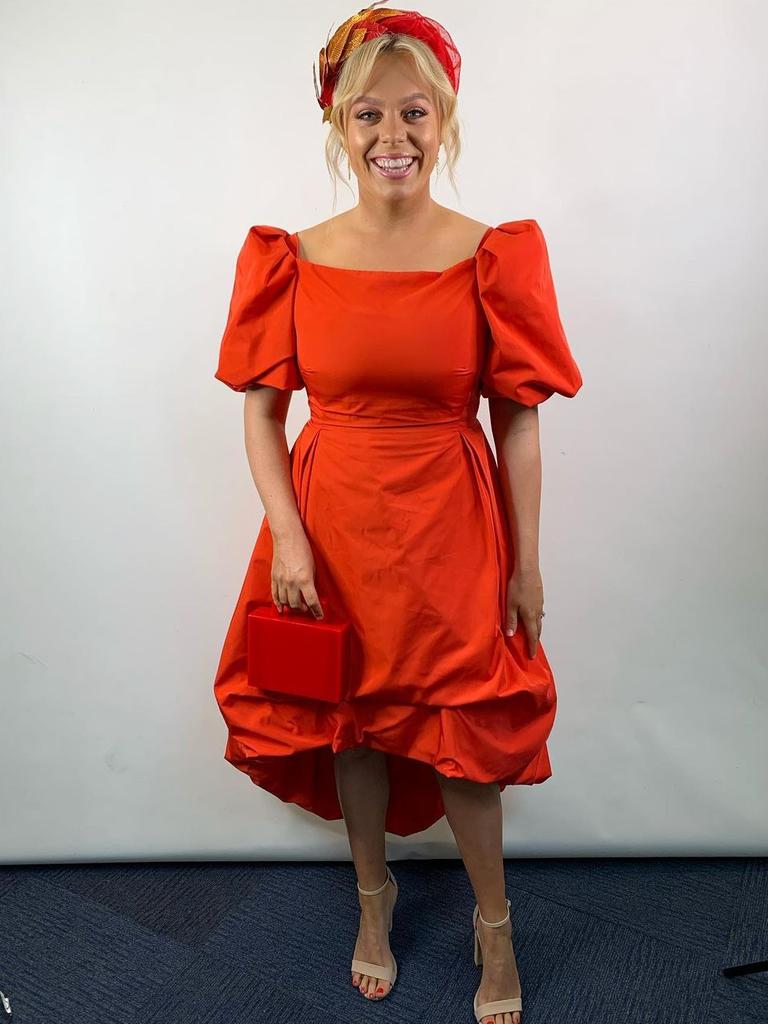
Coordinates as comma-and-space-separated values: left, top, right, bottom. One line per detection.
472, 897, 523, 1022
351, 864, 398, 998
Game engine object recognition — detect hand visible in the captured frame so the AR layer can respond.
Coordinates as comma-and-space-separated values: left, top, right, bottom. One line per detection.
505, 566, 545, 660
271, 531, 324, 619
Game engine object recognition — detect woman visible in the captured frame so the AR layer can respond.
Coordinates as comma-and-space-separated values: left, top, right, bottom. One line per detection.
212, 5, 583, 1022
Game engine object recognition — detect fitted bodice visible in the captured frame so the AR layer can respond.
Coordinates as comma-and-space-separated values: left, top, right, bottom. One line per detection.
288, 237, 489, 427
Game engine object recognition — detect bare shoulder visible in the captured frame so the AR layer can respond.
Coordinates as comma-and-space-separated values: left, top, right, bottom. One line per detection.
438, 209, 492, 249
293, 215, 349, 260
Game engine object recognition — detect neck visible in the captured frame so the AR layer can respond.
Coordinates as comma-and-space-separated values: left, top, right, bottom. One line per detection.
348, 195, 445, 241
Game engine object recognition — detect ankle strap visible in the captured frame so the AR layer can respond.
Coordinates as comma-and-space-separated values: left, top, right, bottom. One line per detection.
357, 866, 391, 896
478, 897, 511, 928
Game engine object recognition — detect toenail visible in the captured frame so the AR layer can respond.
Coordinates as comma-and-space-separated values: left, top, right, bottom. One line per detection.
376, 987, 384, 993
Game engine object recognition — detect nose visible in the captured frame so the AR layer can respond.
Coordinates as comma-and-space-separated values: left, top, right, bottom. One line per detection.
378, 110, 406, 144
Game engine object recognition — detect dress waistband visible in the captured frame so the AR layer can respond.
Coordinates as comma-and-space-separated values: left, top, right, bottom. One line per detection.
308, 408, 478, 431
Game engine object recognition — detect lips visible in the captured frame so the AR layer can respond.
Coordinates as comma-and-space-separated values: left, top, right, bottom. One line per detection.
370, 155, 418, 179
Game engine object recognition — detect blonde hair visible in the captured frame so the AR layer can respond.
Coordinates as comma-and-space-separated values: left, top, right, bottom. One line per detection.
323, 33, 461, 208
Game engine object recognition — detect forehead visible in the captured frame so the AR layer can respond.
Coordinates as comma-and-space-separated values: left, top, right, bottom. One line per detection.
352, 53, 434, 105
351, 90, 432, 106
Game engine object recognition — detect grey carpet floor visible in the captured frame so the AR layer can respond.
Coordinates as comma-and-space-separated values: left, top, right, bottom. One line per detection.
0, 857, 765, 1023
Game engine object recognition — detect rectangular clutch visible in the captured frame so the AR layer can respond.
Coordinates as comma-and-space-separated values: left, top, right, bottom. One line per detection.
247, 598, 351, 703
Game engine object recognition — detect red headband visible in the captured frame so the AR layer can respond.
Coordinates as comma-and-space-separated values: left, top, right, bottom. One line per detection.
313, 2, 462, 123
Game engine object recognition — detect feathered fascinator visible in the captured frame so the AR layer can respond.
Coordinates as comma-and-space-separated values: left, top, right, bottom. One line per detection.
313, 1, 461, 123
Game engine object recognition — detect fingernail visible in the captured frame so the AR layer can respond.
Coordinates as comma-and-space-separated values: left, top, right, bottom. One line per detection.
506, 628, 515, 636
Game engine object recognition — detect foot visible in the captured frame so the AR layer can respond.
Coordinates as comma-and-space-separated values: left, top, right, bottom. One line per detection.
350, 876, 396, 999
475, 912, 522, 1024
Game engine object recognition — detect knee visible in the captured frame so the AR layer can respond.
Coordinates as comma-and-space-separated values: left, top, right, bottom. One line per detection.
433, 768, 498, 794
335, 745, 381, 762
433, 766, 465, 787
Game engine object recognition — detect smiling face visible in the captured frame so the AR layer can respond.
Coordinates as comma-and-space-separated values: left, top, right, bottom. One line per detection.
343, 52, 441, 198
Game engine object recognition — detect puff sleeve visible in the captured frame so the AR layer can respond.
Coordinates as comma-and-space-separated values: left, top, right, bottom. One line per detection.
213, 225, 304, 392
476, 219, 583, 406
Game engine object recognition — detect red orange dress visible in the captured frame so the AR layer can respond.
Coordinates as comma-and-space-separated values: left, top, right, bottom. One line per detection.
213, 219, 583, 837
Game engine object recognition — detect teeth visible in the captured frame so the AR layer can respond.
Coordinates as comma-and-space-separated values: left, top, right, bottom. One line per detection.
374, 157, 414, 168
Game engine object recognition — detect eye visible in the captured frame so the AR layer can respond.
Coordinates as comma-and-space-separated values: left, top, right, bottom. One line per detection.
354, 107, 428, 122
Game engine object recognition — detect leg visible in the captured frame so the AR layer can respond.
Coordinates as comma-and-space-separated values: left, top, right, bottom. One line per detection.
334, 747, 396, 999
435, 773, 522, 1024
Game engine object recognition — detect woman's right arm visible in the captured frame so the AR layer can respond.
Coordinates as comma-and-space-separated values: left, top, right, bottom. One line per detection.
243, 386, 324, 619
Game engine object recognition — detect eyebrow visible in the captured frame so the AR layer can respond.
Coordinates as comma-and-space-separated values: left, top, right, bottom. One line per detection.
351, 92, 432, 106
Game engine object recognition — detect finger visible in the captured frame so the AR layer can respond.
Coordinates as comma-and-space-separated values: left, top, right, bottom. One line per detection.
505, 614, 517, 637
302, 584, 324, 619
271, 581, 283, 613
285, 583, 304, 610
526, 617, 539, 659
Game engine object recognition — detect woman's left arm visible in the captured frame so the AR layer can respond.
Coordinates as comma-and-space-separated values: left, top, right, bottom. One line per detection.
488, 397, 545, 660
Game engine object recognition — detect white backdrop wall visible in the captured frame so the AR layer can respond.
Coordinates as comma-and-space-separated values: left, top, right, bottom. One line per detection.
1, 0, 766, 862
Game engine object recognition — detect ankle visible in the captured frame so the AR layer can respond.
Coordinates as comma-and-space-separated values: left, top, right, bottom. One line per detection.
357, 884, 392, 920
477, 896, 511, 927
357, 867, 390, 896
358, 880, 388, 897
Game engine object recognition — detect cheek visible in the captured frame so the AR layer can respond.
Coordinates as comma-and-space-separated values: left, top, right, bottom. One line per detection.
348, 141, 373, 163
346, 123, 373, 147
411, 123, 439, 147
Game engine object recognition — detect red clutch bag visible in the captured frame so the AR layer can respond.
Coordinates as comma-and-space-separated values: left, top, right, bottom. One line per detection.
246, 597, 351, 703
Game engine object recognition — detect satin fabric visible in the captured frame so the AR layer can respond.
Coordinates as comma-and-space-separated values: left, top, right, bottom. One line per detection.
213, 219, 583, 837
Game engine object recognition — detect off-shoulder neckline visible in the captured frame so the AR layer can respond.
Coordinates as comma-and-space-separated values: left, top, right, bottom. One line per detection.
283, 223, 500, 276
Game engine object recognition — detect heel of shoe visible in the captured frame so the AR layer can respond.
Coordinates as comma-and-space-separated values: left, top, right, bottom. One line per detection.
472, 904, 482, 965
388, 869, 398, 932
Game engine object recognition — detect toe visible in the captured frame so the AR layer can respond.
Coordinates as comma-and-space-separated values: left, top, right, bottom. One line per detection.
351, 972, 360, 986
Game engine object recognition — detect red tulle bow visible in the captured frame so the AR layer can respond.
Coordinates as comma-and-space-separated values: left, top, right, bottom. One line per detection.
313, 1, 462, 122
